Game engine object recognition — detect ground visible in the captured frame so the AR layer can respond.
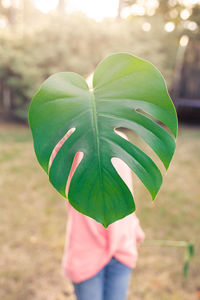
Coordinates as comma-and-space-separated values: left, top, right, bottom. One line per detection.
0, 122, 200, 300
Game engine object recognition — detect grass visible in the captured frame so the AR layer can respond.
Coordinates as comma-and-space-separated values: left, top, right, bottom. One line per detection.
0, 122, 199, 300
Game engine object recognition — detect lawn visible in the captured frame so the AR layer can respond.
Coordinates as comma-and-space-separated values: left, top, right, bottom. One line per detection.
0, 122, 200, 300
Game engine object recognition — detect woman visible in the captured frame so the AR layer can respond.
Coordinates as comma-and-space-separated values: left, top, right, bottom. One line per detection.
50, 130, 145, 300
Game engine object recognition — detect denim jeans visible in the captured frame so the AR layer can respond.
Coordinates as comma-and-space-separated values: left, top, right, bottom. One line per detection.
73, 257, 132, 300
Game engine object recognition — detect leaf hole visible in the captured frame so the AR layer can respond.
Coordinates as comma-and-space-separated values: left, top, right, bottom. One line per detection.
111, 157, 133, 196
112, 129, 134, 195
135, 108, 172, 135
65, 151, 84, 197
49, 127, 76, 171
114, 128, 129, 139
115, 127, 166, 176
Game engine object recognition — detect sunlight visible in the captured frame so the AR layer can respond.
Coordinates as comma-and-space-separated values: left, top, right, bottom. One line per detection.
32, 0, 119, 20
179, 35, 189, 47
180, 8, 191, 19
142, 22, 152, 31
32, 0, 200, 19
164, 21, 175, 32
33, 0, 59, 14
67, 0, 119, 21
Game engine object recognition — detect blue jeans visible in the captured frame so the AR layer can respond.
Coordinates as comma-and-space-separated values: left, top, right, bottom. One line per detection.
73, 257, 132, 300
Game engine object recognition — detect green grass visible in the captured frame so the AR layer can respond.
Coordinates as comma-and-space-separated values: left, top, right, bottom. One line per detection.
0, 122, 199, 300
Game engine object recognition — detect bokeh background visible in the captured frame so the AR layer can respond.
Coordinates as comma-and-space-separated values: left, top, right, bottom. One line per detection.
0, 0, 200, 299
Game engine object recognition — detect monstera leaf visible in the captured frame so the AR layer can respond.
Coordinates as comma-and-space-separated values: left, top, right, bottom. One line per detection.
29, 53, 177, 227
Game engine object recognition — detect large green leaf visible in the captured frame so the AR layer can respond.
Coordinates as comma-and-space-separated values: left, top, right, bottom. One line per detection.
29, 53, 178, 227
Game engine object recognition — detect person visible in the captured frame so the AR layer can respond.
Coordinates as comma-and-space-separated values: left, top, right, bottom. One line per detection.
50, 129, 145, 300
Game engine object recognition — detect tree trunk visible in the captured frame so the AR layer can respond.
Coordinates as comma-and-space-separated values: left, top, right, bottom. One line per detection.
57, 0, 66, 16
180, 40, 200, 99
0, 79, 4, 112
117, 0, 123, 20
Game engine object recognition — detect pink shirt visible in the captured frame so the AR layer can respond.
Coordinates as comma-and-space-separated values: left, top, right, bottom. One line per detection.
50, 132, 145, 283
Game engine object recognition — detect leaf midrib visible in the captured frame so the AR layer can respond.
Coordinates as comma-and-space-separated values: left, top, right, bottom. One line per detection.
90, 91, 104, 197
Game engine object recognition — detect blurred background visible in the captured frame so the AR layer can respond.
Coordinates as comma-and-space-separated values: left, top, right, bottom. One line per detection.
0, 0, 200, 299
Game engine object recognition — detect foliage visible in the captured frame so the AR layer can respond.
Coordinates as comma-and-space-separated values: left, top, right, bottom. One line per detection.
0, 14, 178, 120
29, 53, 177, 227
